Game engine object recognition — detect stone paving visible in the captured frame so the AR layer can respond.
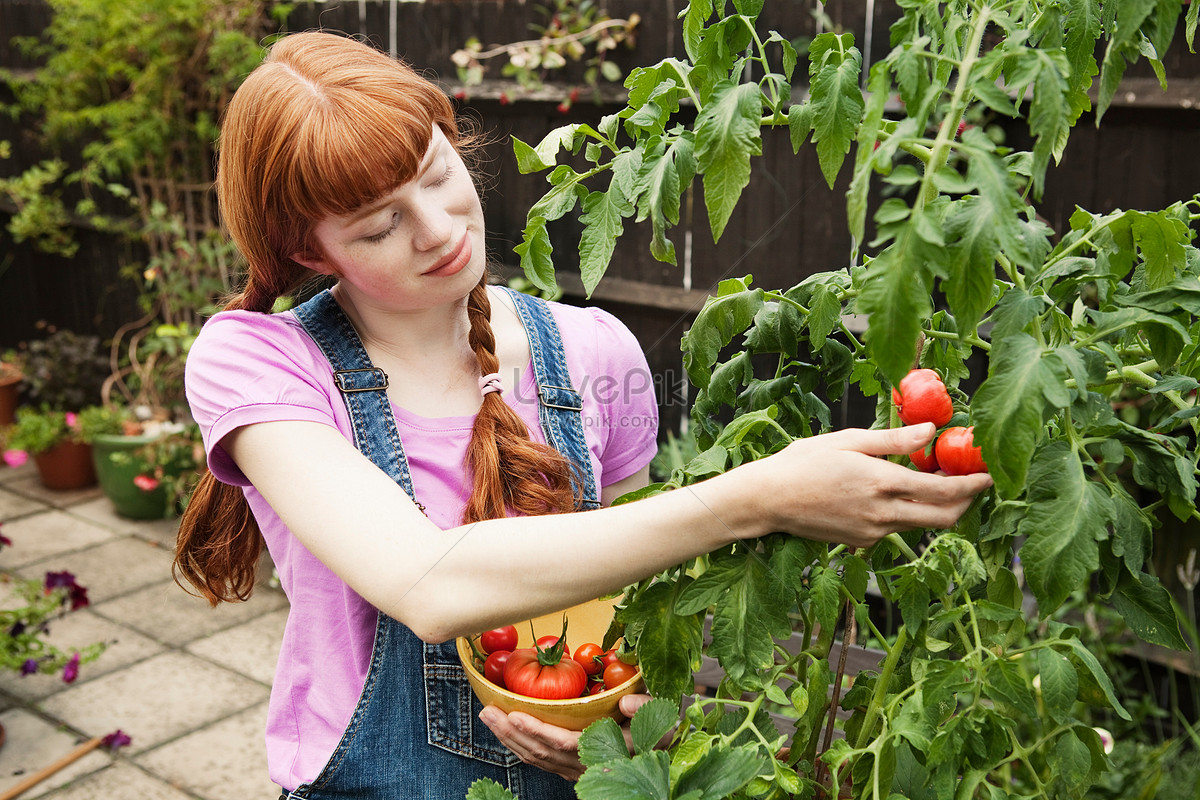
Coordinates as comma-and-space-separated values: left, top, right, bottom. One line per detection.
0, 459, 287, 799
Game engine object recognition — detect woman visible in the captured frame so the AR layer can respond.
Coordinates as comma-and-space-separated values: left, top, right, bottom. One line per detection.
175, 31, 991, 800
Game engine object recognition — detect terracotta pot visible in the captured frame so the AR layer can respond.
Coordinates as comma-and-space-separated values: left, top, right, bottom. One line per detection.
0, 370, 20, 428
33, 441, 97, 491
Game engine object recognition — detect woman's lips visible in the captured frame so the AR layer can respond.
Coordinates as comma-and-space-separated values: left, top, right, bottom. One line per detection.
423, 234, 471, 277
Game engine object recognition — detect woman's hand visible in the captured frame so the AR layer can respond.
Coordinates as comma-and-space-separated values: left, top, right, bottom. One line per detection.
747, 422, 993, 549
478, 694, 669, 780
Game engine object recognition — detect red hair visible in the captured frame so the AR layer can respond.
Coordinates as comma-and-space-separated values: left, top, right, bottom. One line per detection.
175, 32, 578, 605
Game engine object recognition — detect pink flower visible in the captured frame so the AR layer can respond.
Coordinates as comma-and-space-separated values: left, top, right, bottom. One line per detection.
133, 475, 160, 491
64, 412, 78, 428
62, 652, 80, 684
2, 450, 28, 467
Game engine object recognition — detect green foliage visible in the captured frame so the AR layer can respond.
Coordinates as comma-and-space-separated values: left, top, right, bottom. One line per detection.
504, 1, 1200, 798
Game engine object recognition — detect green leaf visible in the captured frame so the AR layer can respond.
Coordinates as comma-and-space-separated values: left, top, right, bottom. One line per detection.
1131, 209, 1190, 290
984, 658, 1038, 720
579, 717, 631, 767
578, 187, 634, 296
465, 778, 518, 800
630, 698, 679, 756
857, 226, 936, 385
807, 33, 864, 187
706, 549, 798, 686
514, 216, 557, 293
942, 197, 1000, 335
1037, 647, 1079, 724
961, 142, 1041, 268
1027, 49, 1072, 198
575, 750, 671, 800
512, 125, 581, 173
1061, 638, 1131, 720
634, 133, 696, 265
1018, 442, 1112, 614
1112, 569, 1189, 650
972, 333, 1070, 498
681, 281, 766, 388
694, 80, 763, 242
674, 743, 764, 798
617, 581, 704, 702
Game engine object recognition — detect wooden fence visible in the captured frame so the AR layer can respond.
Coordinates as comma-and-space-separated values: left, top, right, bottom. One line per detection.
2, 0, 1199, 434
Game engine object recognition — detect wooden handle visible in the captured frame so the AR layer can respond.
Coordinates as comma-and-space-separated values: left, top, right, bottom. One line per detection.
0, 736, 104, 800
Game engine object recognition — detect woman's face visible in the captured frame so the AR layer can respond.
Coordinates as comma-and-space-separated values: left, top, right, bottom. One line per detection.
298, 125, 487, 312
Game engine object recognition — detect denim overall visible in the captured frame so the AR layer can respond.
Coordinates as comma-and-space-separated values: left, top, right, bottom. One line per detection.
283, 287, 599, 800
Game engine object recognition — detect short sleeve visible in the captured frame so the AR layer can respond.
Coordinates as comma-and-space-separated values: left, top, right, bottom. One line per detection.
185, 311, 339, 486
587, 307, 659, 486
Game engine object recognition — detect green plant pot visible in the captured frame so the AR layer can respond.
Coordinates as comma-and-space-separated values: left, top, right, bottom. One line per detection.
91, 433, 169, 519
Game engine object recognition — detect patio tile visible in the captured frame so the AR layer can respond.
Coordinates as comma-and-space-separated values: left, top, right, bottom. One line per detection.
186, 608, 288, 685
33, 761, 195, 800
0, 460, 36, 485
39, 651, 269, 753
0, 486, 49, 520
96, 579, 288, 648
1, 475, 102, 509
135, 701, 278, 800
0, 512, 118, 569
21, 537, 174, 604
0, 609, 165, 702
0, 708, 113, 799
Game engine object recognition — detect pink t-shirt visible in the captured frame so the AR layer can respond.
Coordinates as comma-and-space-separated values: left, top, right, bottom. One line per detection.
184, 288, 658, 790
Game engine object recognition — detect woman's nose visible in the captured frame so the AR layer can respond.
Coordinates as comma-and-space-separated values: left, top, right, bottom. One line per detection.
410, 205, 454, 252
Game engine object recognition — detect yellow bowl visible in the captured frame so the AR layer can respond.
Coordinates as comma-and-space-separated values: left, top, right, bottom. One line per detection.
456, 596, 644, 731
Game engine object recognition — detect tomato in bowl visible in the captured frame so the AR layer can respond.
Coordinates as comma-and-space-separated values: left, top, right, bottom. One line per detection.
456, 597, 644, 730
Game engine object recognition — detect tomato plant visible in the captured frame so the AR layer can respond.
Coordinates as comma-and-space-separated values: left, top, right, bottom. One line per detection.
935, 425, 988, 476
469, 1, 1200, 799
892, 368, 954, 427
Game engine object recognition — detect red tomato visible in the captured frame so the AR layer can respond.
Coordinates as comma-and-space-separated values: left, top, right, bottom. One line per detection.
909, 443, 940, 472
504, 647, 588, 699
480, 625, 518, 655
892, 369, 954, 427
935, 426, 988, 475
598, 648, 621, 669
602, 660, 639, 691
535, 635, 569, 660
587, 679, 607, 695
573, 642, 605, 677
483, 649, 511, 688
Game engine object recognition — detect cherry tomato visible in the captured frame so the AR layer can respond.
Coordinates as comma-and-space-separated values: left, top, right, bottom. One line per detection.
602, 660, 639, 691
480, 625, 518, 655
908, 442, 940, 473
598, 648, 621, 670
935, 426, 988, 475
483, 649, 511, 688
535, 635, 569, 660
892, 369, 954, 427
573, 642, 605, 677
587, 679, 607, 696
504, 647, 588, 699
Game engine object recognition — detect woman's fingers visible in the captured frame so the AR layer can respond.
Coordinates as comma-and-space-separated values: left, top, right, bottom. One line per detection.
478, 706, 585, 781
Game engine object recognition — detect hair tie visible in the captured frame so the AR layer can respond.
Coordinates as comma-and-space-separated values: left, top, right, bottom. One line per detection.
479, 372, 504, 397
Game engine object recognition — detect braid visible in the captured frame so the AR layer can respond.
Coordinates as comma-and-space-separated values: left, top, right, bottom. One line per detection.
462, 279, 580, 523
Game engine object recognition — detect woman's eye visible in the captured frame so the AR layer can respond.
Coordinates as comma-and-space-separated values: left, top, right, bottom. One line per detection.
429, 165, 454, 188
364, 212, 399, 243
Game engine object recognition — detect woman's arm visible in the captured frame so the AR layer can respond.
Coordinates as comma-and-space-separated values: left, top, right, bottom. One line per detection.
225, 418, 989, 643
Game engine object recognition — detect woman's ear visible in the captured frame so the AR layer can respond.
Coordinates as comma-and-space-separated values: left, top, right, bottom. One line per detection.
290, 250, 335, 275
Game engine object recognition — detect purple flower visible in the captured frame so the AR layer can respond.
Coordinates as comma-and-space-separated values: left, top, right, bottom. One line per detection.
101, 729, 133, 751
44, 570, 79, 592
20, 658, 38, 676
67, 584, 90, 611
9, 621, 25, 637
0, 522, 11, 549
62, 652, 80, 684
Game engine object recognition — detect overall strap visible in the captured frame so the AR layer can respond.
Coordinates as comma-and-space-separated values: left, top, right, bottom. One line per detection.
291, 290, 419, 504
499, 286, 600, 509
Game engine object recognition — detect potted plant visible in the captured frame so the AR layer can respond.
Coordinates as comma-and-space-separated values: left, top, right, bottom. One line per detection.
90, 408, 204, 520
2, 405, 121, 490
